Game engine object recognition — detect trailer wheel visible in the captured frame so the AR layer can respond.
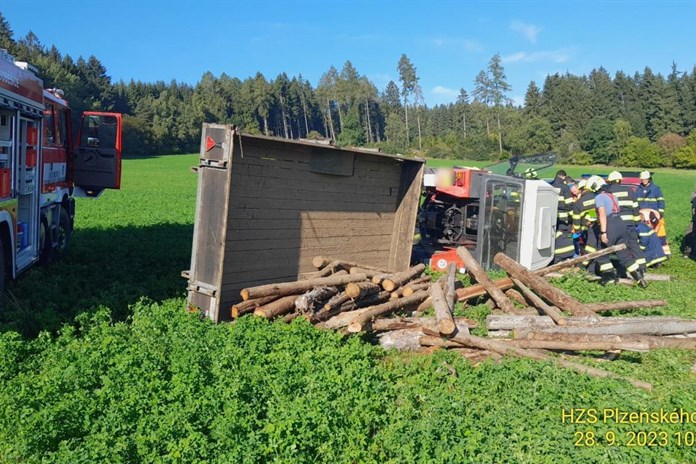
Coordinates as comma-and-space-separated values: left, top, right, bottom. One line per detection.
51, 207, 72, 260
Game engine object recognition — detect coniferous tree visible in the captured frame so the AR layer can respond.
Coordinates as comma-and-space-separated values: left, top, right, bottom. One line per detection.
397, 54, 418, 146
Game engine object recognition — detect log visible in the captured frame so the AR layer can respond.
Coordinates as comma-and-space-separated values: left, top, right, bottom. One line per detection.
511, 278, 567, 325
283, 312, 300, 323
585, 300, 668, 313
241, 273, 367, 300
445, 263, 456, 311
323, 292, 352, 312
419, 335, 462, 348
514, 331, 696, 352
345, 282, 381, 299
494, 253, 596, 318
349, 267, 382, 280
431, 278, 457, 336
452, 245, 632, 303
401, 283, 432, 297
314, 291, 391, 323
382, 264, 427, 292
546, 273, 672, 284
487, 315, 684, 330
254, 295, 301, 319
346, 291, 430, 333
457, 247, 518, 314
372, 273, 394, 285
487, 315, 555, 330
538, 244, 628, 275
422, 328, 652, 391
312, 256, 385, 272
378, 329, 428, 351
515, 320, 696, 337
295, 287, 338, 312
301, 260, 343, 280
317, 260, 343, 277
316, 291, 391, 328
505, 288, 528, 307
369, 316, 477, 333
231, 295, 279, 318
455, 278, 514, 302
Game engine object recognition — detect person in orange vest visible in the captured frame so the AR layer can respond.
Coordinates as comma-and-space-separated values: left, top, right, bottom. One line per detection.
637, 210, 668, 268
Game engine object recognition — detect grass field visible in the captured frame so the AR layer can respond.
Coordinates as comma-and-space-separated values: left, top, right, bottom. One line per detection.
1, 154, 696, 463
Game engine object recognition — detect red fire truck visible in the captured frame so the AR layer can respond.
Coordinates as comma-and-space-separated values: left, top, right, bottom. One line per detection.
0, 50, 122, 291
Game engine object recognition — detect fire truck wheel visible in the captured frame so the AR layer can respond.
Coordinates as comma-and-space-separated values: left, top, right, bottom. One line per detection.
39, 218, 50, 264
49, 208, 72, 261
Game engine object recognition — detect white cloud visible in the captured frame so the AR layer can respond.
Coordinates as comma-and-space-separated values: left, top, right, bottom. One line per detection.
510, 20, 541, 43
501, 50, 571, 64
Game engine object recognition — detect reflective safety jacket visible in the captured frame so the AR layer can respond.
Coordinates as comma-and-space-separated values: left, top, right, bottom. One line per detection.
636, 182, 665, 215
572, 191, 596, 232
637, 222, 668, 267
556, 183, 574, 226
608, 183, 640, 224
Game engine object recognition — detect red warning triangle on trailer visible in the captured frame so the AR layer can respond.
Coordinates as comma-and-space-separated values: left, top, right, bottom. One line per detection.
205, 135, 216, 152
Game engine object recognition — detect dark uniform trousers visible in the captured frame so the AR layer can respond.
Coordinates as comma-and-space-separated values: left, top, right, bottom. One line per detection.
586, 214, 642, 275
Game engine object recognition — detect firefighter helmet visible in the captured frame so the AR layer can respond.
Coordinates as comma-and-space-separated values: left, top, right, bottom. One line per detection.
607, 171, 622, 183
588, 175, 606, 192
523, 167, 538, 179
577, 179, 588, 190
639, 170, 652, 180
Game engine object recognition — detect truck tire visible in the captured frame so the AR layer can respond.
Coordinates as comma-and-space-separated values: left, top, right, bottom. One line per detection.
50, 207, 72, 261
39, 217, 51, 264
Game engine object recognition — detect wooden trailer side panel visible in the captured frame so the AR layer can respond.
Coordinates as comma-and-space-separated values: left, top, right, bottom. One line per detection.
187, 125, 424, 322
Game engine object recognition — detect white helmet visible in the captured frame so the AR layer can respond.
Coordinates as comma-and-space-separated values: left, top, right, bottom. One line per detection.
607, 171, 622, 183
639, 170, 651, 180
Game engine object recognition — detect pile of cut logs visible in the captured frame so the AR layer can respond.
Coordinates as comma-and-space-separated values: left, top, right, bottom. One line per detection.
234, 244, 695, 392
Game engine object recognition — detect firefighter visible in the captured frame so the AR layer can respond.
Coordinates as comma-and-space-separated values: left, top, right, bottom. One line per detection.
571, 178, 597, 255
589, 177, 647, 287
636, 171, 665, 215
553, 176, 576, 262
606, 171, 646, 270
550, 169, 567, 189
637, 210, 668, 268
636, 171, 670, 256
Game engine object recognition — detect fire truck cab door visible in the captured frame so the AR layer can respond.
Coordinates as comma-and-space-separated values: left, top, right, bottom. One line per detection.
73, 112, 122, 198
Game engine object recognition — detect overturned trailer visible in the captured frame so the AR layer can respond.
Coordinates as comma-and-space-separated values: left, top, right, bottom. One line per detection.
184, 125, 424, 322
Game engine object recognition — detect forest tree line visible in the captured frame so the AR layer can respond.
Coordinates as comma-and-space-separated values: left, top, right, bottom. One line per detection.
2, 14, 696, 168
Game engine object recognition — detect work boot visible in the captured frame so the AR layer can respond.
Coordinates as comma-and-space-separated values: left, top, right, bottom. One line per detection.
630, 269, 648, 288
599, 270, 619, 286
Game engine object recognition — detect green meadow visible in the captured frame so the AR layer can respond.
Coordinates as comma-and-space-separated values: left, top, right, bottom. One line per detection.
0, 154, 695, 463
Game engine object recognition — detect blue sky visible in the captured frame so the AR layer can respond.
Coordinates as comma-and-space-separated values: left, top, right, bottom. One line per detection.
3, 0, 696, 107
